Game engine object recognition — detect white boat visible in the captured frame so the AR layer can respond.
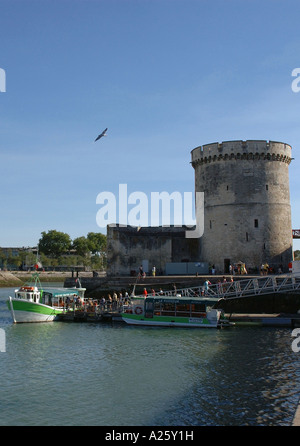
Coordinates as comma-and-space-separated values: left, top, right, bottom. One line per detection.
7, 273, 86, 323
121, 295, 225, 328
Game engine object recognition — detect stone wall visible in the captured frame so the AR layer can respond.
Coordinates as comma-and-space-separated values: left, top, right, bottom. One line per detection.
106, 225, 200, 276
191, 140, 293, 273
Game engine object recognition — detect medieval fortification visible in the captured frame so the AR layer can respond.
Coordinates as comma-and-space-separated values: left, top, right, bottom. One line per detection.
107, 140, 293, 275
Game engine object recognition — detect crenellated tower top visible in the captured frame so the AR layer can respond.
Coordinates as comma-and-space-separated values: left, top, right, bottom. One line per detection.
191, 140, 292, 167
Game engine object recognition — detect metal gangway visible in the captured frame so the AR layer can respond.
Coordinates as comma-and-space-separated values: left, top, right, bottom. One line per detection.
153, 274, 300, 301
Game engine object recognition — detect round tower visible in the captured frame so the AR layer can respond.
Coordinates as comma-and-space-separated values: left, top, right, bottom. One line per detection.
191, 140, 293, 273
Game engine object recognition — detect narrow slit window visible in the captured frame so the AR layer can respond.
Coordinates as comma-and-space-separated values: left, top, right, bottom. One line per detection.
254, 219, 258, 228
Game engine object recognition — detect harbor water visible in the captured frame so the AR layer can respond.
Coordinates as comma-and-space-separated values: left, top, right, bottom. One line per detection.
1, 287, 300, 426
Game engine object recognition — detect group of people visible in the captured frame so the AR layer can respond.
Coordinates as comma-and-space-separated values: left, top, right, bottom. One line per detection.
67, 291, 132, 313
100, 291, 131, 309
203, 276, 236, 296
260, 263, 270, 275
138, 265, 156, 279
64, 295, 82, 310
142, 287, 167, 297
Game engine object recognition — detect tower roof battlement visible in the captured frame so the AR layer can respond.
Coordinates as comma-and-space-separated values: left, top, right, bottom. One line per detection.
191, 140, 292, 166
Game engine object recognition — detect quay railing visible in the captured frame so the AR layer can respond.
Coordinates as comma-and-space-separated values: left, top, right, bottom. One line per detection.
61, 274, 300, 319
150, 274, 300, 301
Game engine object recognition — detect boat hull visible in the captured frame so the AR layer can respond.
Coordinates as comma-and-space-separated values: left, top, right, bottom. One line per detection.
7, 297, 64, 323
121, 313, 220, 328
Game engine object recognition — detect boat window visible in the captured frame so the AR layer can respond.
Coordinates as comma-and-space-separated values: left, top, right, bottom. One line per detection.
176, 303, 191, 317
26, 293, 31, 301
190, 303, 206, 317
191, 303, 206, 312
161, 302, 175, 316
154, 301, 161, 315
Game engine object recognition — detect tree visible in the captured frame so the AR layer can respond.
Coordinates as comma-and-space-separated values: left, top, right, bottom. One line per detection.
72, 236, 90, 257
87, 232, 106, 254
40, 253, 51, 268
38, 230, 71, 258
87, 232, 107, 271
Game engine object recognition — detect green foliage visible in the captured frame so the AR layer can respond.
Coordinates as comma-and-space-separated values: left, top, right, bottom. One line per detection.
87, 232, 106, 254
72, 236, 90, 257
37, 230, 107, 270
1, 231, 107, 271
38, 230, 72, 258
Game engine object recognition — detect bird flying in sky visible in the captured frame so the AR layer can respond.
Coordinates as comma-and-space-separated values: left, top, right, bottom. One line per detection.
95, 128, 108, 142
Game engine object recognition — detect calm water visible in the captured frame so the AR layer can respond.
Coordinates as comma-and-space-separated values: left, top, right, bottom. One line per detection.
1, 286, 300, 426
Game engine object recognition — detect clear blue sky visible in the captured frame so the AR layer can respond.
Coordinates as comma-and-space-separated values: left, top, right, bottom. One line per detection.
1, 0, 300, 251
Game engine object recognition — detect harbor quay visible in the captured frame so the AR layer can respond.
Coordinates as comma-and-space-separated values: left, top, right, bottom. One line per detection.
6, 269, 300, 321
59, 272, 300, 327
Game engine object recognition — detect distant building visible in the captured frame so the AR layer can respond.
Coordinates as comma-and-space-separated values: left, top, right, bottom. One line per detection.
0, 247, 37, 270
106, 225, 207, 276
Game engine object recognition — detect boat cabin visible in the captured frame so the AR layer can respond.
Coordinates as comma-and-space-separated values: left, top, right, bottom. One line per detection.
132, 296, 215, 319
16, 286, 41, 303
15, 286, 86, 308
42, 288, 85, 307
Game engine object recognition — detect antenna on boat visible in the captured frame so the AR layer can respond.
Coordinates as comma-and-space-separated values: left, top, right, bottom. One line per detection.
131, 273, 140, 297
75, 277, 82, 288
131, 284, 136, 297
31, 248, 43, 294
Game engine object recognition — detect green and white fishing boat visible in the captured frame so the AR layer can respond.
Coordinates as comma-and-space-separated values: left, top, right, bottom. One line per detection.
7, 273, 86, 323
121, 295, 224, 328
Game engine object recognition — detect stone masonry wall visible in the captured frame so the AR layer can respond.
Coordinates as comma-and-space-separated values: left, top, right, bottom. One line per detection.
191, 140, 293, 273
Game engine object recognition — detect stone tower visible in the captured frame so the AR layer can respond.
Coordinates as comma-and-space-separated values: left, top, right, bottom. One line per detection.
191, 140, 293, 273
